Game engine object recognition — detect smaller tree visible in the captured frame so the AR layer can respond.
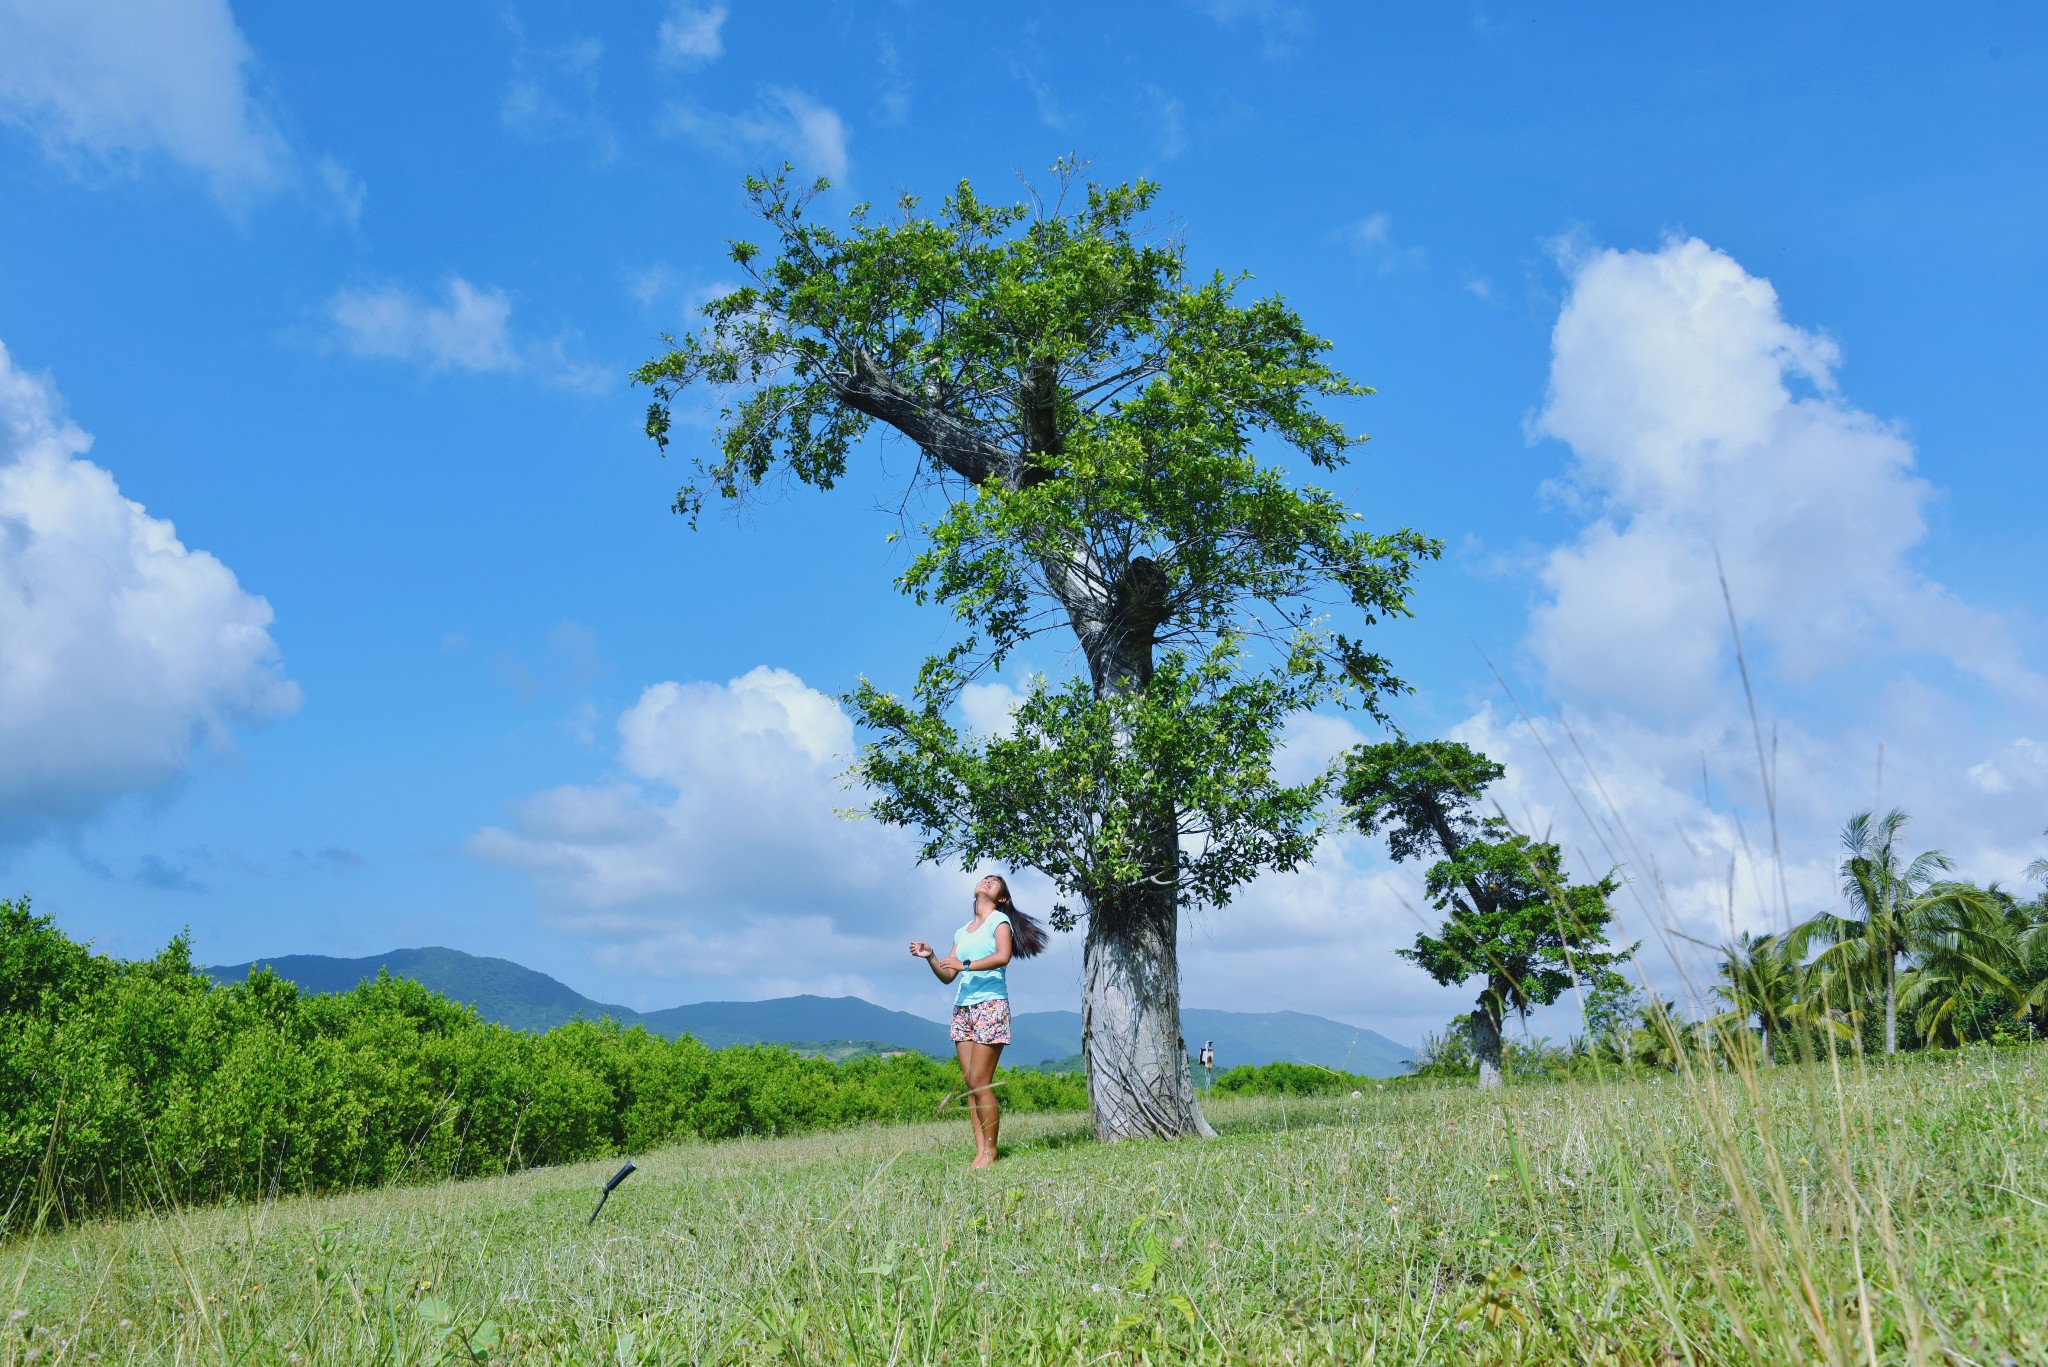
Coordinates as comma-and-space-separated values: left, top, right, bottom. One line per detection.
1581, 977, 1642, 1065
1713, 931, 1803, 1066
1341, 740, 1628, 1088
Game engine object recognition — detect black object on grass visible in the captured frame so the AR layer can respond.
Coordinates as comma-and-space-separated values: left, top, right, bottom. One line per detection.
587, 1160, 636, 1226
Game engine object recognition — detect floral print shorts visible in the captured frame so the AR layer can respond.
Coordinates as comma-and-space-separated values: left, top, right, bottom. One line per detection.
950, 998, 1011, 1045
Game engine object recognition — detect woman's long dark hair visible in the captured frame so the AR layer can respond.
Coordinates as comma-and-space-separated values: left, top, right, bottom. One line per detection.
984, 875, 1048, 958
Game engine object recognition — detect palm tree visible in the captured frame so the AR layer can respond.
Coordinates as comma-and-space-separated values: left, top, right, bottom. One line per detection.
1896, 886, 2029, 1046
1713, 932, 1803, 1065
1795, 809, 1999, 1054
1630, 998, 1690, 1072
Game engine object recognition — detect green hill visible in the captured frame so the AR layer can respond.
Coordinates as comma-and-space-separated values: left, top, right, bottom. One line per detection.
207, 947, 1413, 1074
205, 946, 642, 1034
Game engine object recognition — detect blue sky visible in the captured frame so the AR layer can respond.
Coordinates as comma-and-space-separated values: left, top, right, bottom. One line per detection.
2, 1, 2043, 1046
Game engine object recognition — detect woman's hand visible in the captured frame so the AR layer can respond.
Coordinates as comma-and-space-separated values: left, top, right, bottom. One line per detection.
909, 940, 934, 959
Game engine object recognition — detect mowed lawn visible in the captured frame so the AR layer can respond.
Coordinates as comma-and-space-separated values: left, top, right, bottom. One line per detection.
4, 1047, 2043, 1365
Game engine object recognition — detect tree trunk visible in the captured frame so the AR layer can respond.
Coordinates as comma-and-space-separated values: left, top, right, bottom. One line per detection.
1760, 1019, 1776, 1068
1471, 1006, 1504, 1090
1081, 881, 1215, 1139
1074, 588, 1210, 1141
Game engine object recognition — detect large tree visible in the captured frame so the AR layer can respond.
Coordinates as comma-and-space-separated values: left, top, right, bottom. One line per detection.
1340, 738, 1626, 1087
635, 167, 1436, 1139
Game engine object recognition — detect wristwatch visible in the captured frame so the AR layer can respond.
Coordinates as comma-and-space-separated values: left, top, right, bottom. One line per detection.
958, 959, 973, 971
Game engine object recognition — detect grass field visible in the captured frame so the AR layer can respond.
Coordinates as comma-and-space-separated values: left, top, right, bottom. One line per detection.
4, 1045, 2043, 1365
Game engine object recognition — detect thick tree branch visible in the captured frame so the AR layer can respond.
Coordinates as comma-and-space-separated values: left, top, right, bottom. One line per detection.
830, 348, 1046, 488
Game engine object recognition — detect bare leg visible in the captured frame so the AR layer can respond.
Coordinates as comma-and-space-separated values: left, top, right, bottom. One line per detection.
955, 1041, 988, 1160
983, 1042, 1004, 1157
961, 1041, 1004, 1168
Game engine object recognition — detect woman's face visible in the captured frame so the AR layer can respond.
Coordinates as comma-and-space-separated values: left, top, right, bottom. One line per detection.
975, 875, 1002, 905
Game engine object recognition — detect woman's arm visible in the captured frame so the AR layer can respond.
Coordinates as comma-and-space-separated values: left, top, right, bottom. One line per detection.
930, 942, 963, 983
975, 923, 1015, 970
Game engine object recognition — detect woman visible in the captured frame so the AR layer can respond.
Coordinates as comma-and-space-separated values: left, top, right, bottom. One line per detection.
909, 874, 1048, 1168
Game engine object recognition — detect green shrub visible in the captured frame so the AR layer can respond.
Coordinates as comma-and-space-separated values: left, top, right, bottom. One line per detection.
1211, 1061, 1378, 1097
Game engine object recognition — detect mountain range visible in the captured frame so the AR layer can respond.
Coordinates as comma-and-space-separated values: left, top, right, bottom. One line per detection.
206, 946, 1418, 1077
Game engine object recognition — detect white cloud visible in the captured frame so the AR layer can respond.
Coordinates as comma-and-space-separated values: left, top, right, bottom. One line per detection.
0, 340, 298, 845
470, 668, 961, 996
659, 1, 727, 64
1142, 83, 1187, 160
662, 87, 849, 181
501, 30, 617, 162
957, 679, 1026, 738
327, 278, 613, 390
329, 278, 520, 374
626, 263, 676, 308
872, 40, 911, 127
1189, 0, 1308, 57
1969, 739, 2048, 796
1013, 66, 1070, 132
1180, 833, 1470, 1045
0, 0, 289, 199
1532, 237, 2044, 716
1349, 212, 1425, 275
313, 156, 366, 227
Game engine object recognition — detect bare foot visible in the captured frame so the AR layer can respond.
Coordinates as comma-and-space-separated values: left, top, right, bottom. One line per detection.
970, 1151, 996, 1169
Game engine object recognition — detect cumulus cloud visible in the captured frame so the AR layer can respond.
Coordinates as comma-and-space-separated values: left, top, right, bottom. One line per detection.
328, 278, 520, 374
661, 87, 849, 181
1969, 739, 2048, 797
1428, 236, 2048, 994
327, 278, 614, 389
0, 341, 299, 845
470, 667, 981, 1005
1532, 237, 2042, 715
659, 1, 727, 64
0, 0, 289, 199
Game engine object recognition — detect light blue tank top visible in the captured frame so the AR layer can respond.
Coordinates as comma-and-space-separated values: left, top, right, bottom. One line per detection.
953, 911, 1011, 1006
